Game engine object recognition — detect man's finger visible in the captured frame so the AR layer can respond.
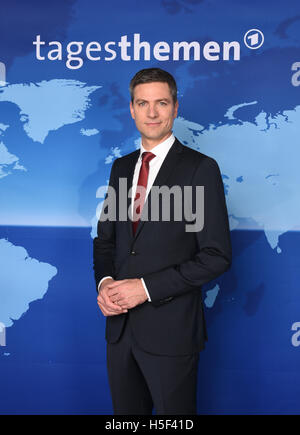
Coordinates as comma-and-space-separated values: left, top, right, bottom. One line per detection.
98, 291, 122, 312
109, 293, 126, 303
98, 295, 119, 312
98, 300, 127, 316
102, 291, 123, 312
97, 293, 105, 304
118, 300, 129, 309
107, 287, 120, 298
106, 279, 128, 289
107, 285, 130, 298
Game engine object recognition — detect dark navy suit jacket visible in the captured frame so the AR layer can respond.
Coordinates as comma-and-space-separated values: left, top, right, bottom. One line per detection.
93, 138, 232, 356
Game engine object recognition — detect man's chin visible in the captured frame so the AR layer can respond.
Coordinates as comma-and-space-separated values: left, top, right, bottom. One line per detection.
141, 131, 170, 143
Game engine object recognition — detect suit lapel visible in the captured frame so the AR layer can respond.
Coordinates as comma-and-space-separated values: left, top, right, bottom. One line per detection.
122, 150, 139, 239
149, 139, 183, 188
133, 139, 183, 239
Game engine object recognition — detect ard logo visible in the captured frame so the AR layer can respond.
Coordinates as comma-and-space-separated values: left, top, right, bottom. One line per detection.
243, 29, 264, 50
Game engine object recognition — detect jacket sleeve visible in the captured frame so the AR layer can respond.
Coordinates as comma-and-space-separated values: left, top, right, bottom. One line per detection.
143, 157, 232, 305
93, 159, 118, 291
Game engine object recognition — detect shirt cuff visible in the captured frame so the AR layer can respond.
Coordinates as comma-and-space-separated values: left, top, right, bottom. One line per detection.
141, 277, 151, 302
98, 276, 113, 292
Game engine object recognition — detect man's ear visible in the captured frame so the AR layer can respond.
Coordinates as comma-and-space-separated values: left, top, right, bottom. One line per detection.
130, 101, 135, 120
174, 101, 179, 119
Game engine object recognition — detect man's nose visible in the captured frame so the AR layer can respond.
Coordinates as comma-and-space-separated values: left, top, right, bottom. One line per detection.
147, 104, 158, 118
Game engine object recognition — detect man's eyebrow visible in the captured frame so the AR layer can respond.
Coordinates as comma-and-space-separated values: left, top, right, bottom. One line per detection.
135, 98, 171, 103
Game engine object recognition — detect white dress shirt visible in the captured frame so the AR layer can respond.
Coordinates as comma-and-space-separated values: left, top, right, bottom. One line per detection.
131, 133, 175, 216
98, 133, 176, 302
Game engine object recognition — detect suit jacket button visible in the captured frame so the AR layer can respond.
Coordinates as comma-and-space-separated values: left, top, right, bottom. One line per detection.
131, 251, 136, 255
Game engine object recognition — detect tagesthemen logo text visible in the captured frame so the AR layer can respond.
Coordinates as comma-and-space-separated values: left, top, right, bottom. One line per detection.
32, 31, 263, 70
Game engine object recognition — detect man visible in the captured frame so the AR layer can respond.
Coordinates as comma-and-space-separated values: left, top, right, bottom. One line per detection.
93, 68, 231, 415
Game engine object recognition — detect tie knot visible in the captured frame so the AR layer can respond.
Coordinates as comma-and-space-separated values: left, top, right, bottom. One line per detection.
141, 151, 155, 165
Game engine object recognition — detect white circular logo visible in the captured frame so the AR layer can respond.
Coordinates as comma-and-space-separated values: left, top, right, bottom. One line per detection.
244, 29, 264, 49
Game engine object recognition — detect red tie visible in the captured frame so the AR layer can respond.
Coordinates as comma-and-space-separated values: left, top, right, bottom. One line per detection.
132, 151, 155, 235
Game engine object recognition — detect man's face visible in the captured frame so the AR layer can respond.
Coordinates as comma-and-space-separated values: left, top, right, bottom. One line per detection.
130, 82, 178, 147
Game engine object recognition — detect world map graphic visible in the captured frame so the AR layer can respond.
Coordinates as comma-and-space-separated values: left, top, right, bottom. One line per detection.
1, 77, 299, 328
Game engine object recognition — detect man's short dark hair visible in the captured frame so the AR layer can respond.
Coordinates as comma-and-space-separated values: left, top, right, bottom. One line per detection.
129, 68, 178, 104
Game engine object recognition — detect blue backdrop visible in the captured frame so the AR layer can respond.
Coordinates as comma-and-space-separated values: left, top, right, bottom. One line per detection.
0, 0, 300, 415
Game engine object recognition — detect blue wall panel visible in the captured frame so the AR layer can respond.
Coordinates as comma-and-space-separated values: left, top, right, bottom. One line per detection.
0, 0, 300, 415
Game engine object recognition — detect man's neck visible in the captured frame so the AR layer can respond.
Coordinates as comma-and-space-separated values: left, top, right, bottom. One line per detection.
141, 132, 172, 151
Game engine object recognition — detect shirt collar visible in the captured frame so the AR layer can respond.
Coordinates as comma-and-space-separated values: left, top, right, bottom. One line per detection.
139, 133, 175, 161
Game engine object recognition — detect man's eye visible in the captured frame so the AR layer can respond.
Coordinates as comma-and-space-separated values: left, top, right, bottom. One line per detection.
138, 102, 146, 106
159, 101, 167, 106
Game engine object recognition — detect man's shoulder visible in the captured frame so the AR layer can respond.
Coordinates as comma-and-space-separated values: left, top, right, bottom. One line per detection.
175, 138, 219, 169
119, 149, 140, 161
111, 149, 139, 168
112, 138, 219, 171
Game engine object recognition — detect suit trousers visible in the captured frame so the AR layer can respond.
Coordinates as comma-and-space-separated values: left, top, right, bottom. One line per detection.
106, 316, 199, 415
